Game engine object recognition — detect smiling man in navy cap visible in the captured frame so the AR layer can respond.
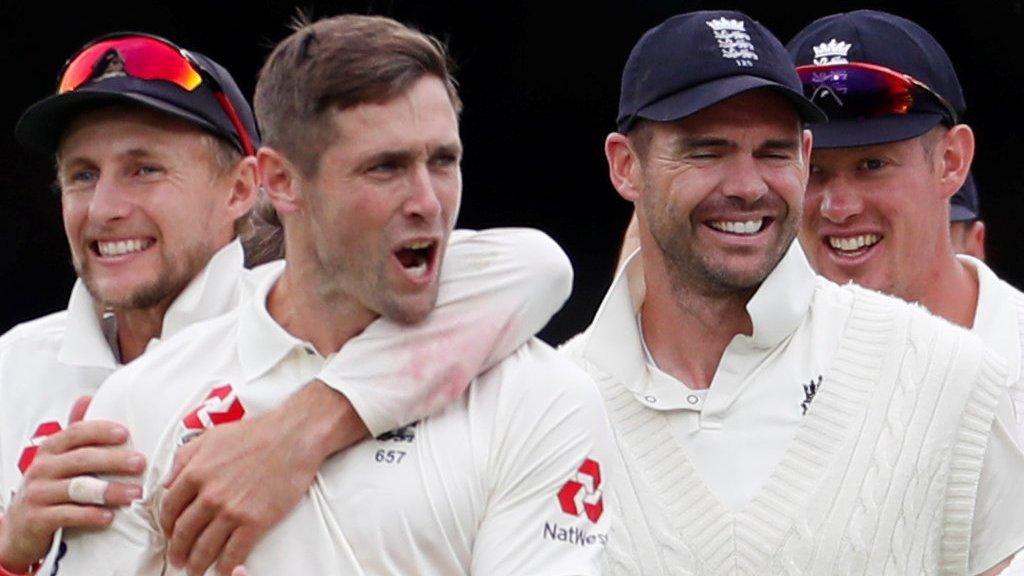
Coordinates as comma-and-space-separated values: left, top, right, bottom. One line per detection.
789, 13, 1024, 572
563, 9, 1024, 574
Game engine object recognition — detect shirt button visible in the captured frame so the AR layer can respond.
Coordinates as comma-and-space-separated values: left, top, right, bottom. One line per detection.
304, 346, 316, 356
644, 395, 657, 404
687, 395, 699, 405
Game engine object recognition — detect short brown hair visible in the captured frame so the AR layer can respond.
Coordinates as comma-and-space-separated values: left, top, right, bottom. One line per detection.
255, 14, 461, 178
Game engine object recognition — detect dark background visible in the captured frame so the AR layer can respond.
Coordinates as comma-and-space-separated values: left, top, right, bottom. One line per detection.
2, 0, 1023, 344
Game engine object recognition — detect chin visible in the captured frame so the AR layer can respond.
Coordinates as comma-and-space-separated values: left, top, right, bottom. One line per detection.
382, 294, 437, 325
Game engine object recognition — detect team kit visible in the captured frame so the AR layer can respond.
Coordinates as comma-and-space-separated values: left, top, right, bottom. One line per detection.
0, 7, 1022, 576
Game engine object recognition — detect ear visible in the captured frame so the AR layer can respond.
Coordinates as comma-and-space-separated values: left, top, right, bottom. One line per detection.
224, 155, 259, 221
966, 220, 987, 261
937, 124, 975, 199
257, 147, 303, 216
605, 132, 643, 203
800, 128, 814, 186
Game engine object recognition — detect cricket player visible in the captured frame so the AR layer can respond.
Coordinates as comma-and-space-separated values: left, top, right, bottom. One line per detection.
0, 32, 574, 576
562, 10, 1024, 574
54, 14, 614, 575
788, 10, 1024, 571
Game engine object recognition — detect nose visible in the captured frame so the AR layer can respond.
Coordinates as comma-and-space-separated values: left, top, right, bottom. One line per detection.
402, 164, 442, 221
817, 178, 863, 224
87, 173, 132, 223
720, 156, 769, 205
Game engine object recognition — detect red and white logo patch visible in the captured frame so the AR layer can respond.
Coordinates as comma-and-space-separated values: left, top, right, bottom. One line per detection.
178, 385, 245, 445
18, 421, 63, 474
557, 458, 604, 523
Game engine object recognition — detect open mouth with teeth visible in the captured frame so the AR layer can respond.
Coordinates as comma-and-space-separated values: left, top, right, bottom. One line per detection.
92, 238, 156, 258
393, 240, 437, 280
825, 234, 880, 257
707, 217, 772, 236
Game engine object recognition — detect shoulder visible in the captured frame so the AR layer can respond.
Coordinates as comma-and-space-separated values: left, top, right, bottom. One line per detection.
0, 310, 69, 353
473, 339, 605, 423
119, 311, 240, 383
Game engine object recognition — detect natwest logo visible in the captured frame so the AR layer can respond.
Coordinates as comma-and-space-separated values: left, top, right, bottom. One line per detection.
18, 421, 63, 474
177, 385, 245, 446
557, 458, 603, 523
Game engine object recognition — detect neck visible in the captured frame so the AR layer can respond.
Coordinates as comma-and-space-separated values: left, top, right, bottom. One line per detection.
113, 303, 171, 363
912, 251, 979, 329
267, 258, 378, 357
639, 248, 754, 390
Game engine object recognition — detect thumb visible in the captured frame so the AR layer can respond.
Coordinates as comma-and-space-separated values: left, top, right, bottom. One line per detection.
231, 566, 249, 576
68, 395, 92, 424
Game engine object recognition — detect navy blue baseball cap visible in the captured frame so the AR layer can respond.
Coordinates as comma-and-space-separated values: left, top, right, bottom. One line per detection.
16, 32, 259, 156
950, 173, 980, 222
787, 11, 965, 149
616, 10, 825, 133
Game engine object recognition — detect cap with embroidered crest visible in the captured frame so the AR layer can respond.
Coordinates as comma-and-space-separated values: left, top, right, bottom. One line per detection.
787, 10, 965, 149
616, 10, 825, 133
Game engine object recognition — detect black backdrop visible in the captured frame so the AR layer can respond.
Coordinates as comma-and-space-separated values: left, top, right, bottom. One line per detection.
3, 0, 1023, 344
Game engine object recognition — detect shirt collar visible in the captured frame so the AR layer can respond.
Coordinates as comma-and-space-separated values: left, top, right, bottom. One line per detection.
959, 254, 1021, 381
744, 243, 816, 349
58, 240, 247, 369
237, 264, 313, 382
580, 243, 816, 391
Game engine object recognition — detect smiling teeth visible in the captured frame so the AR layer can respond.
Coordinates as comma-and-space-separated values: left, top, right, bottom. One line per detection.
97, 239, 150, 257
406, 241, 432, 250
710, 219, 763, 235
829, 234, 879, 252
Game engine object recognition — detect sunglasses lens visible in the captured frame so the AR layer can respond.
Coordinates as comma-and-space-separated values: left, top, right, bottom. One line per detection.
58, 36, 202, 94
798, 65, 914, 121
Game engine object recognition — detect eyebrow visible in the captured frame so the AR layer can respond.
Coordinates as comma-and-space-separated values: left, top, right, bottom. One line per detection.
758, 138, 801, 152
676, 136, 733, 151
359, 141, 463, 169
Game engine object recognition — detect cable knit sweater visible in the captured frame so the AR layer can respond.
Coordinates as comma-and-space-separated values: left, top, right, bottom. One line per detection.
563, 279, 1010, 575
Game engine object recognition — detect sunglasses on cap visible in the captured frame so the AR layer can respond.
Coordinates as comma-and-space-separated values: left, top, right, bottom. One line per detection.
796, 61, 959, 126
56, 33, 255, 156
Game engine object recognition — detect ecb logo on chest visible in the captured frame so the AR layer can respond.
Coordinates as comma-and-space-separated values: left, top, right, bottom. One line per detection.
177, 385, 246, 446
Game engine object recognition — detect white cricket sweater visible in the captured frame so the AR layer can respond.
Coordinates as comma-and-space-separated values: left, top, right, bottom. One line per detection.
565, 258, 1019, 575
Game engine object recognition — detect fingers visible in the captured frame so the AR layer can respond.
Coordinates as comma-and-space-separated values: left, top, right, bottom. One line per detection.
24, 445, 145, 481
11, 502, 114, 532
181, 516, 233, 576
231, 566, 248, 576
37, 421, 129, 455
160, 471, 198, 538
18, 478, 140, 508
164, 436, 200, 489
103, 480, 144, 507
67, 476, 107, 505
167, 497, 216, 568
67, 396, 92, 424
216, 526, 260, 576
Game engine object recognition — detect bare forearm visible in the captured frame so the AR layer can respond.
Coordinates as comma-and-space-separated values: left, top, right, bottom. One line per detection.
290, 380, 369, 458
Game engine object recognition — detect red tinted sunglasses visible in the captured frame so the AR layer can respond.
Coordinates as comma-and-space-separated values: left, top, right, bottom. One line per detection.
57, 33, 255, 155
797, 61, 958, 126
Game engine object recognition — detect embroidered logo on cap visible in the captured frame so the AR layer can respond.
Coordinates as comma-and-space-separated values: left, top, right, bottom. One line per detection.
17, 421, 63, 474
557, 458, 604, 523
812, 39, 853, 65
706, 17, 759, 67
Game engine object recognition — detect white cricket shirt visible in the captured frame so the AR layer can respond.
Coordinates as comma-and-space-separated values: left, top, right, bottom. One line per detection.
961, 254, 1024, 443
0, 240, 250, 508
58, 264, 615, 575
